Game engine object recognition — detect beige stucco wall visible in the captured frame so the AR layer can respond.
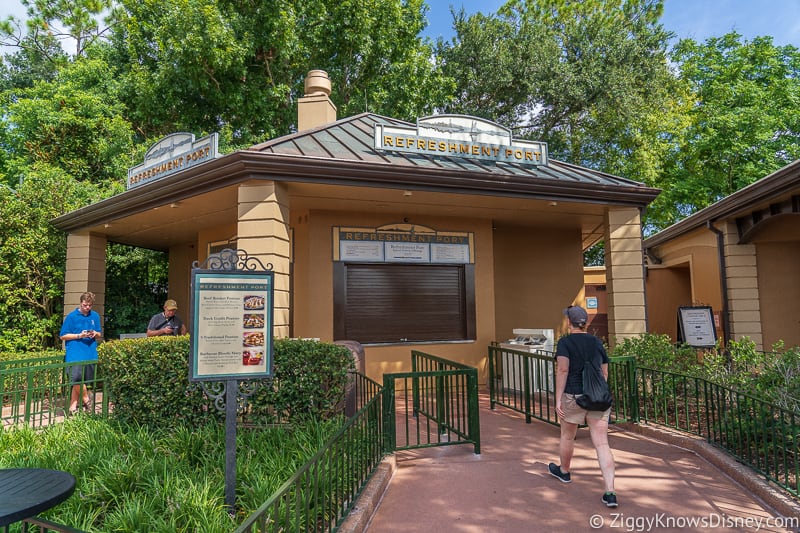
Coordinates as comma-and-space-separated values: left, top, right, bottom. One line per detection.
493, 224, 583, 341
290, 210, 500, 383
757, 242, 800, 350
166, 243, 195, 328
646, 228, 723, 342
645, 266, 690, 340
747, 215, 800, 349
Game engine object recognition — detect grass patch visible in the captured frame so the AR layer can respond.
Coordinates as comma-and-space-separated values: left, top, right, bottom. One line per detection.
0, 414, 341, 532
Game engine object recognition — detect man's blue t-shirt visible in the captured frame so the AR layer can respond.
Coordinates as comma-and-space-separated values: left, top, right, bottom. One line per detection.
59, 308, 101, 362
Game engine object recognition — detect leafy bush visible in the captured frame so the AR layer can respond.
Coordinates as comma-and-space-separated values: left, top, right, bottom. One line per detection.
751, 343, 800, 413
99, 336, 355, 428
98, 336, 220, 427
610, 333, 699, 372
611, 333, 800, 414
0, 348, 63, 365
247, 338, 356, 424
0, 415, 342, 531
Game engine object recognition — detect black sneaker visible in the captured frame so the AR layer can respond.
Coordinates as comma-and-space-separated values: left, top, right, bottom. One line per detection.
602, 492, 618, 507
548, 463, 571, 483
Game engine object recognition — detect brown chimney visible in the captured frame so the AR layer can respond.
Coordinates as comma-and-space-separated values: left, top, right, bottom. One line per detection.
297, 70, 337, 132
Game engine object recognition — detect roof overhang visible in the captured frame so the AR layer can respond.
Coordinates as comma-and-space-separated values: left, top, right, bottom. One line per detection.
644, 159, 800, 249
52, 149, 660, 235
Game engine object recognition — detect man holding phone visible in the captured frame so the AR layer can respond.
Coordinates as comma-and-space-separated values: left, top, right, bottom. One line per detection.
59, 291, 102, 414
146, 299, 187, 336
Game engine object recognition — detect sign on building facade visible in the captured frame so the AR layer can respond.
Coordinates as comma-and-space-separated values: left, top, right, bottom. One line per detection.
127, 132, 219, 189
375, 115, 547, 166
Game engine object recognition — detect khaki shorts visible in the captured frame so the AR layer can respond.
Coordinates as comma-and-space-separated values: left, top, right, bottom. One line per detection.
560, 393, 611, 424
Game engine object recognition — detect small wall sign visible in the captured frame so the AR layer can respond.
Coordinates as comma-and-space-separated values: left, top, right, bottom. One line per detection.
677, 306, 717, 348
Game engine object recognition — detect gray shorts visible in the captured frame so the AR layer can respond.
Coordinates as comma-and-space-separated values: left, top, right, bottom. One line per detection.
68, 363, 96, 385
561, 393, 611, 424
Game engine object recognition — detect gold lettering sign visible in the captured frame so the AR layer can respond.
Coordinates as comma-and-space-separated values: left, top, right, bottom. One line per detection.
374, 117, 547, 166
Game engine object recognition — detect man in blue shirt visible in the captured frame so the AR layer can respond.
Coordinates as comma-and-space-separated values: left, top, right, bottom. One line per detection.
59, 291, 102, 414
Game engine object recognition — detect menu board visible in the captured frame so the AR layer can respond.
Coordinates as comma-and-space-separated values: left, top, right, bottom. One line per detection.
189, 270, 274, 381
677, 306, 717, 348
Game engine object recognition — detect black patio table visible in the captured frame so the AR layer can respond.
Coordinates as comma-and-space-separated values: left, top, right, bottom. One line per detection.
0, 468, 76, 527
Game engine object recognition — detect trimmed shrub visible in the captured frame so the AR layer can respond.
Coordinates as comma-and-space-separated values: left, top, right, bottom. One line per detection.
99, 336, 355, 428
99, 336, 219, 427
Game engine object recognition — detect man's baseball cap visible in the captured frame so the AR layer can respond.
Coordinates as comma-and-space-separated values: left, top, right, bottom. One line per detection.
563, 305, 588, 327
164, 299, 178, 310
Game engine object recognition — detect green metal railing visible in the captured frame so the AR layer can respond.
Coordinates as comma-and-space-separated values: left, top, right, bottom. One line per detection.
237, 351, 481, 532
487, 345, 798, 498
1, 360, 109, 428
8, 348, 796, 527
382, 350, 480, 454
637, 366, 799, 498
235, 371, 385, 532
487, 344, 636, 425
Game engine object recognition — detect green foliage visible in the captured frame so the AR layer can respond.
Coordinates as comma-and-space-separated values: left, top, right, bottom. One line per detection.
0, 415, 341, 531
750, 343, 800, 413
694, 337, 764, 390
0, 0, 113, 59
109, 0, 448, 146
584, 241, 604, 266
2, 58, 134, 188
103, 243, 168, 339
612, 333, 800, 415
438, 0, 678, 183
648, 32, 800, 231
0, 171, 97, 350
99, 336, 223, 427
99, 337, 355, 427
248, 338, 356, 424
0, 348, 63, 365
610, 332, 699, 373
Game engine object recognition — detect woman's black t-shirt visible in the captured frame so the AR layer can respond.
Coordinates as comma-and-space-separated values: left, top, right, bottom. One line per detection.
555, 333, 609, 394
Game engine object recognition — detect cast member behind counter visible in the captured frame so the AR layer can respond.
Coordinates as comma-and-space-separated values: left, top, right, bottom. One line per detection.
146, 299, 187, 336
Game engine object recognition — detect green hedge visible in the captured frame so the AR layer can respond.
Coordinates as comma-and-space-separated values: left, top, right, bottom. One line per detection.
0, 348, 64, 366
99, 336, 355, 428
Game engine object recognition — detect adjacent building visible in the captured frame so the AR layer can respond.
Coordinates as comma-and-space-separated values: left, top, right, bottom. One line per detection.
644, 160, 800, 350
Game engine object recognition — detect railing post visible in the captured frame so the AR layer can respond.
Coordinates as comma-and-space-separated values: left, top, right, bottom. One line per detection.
411, 351, 420, 416
523, 354, 532, 423
488, 345, 496, 409
382, 375, 396, 453
25, 369, 34, 424
436, 362, 446, 438
468, 369, 481, 454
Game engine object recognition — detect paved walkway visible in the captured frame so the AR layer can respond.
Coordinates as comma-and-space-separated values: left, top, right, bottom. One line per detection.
349, 393, 800, 533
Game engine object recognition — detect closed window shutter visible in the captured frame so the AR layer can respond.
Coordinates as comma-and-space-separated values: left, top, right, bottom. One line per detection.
339, 263, 470, 343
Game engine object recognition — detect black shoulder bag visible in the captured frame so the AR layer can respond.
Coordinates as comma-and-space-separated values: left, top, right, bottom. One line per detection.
574, 340, 614, 411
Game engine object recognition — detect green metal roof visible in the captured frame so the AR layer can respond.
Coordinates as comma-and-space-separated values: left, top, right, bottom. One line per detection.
252, 112, 657, 192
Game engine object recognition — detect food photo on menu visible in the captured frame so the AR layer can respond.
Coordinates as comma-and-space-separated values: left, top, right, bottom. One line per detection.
242, 330, 265, 347
243, 313, 265, 328
242, 347, 264, 365
241, 295, 266, 366
243, 295, 265, 310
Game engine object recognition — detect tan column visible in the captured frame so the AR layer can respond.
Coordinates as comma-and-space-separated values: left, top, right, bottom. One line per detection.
604, 207, 647, 346
237, 181, 291, 338
720, 221, 762, 349
64, 232, 107, 319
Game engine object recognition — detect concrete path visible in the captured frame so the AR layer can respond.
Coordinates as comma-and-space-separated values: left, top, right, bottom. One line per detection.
353, 393, 800, 533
